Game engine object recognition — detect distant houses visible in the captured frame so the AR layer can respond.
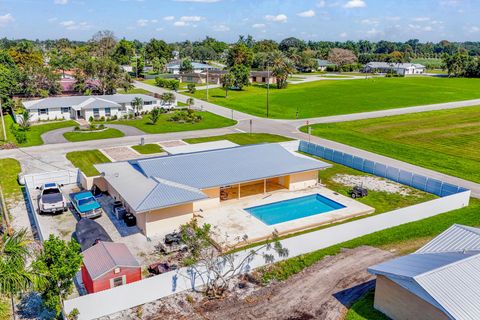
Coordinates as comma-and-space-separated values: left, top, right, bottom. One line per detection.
368, 224, 480, 320
364, 62, 426, 75
166, 61, 218, 75
316, 59, 336, 71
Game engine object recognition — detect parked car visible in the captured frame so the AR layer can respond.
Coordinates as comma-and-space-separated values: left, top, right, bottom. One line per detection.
37, 183, 68, 214
70, 191, 103, 219
349, 186, 368, 198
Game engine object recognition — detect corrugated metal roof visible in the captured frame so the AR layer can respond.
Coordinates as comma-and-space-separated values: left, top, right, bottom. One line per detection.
417, 224, 480, 254
369, 224, 480, 320
365, 62, 426, 69
82, 241, 140, 280
134, 143, 329, 189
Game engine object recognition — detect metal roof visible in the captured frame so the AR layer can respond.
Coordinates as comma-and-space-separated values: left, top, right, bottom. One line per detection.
365, 62, 426, 69
134, 143, 329, 189
369, 224, 480, 320
95, 143, 329, 212
22, 94, 157, 110
167, 62, 216, 70
82, 241, 140, 280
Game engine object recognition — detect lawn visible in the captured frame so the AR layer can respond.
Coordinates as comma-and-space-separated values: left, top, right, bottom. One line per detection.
1, 114, 77, 147
301, 106, 480, 183
345, 290, 388, 320
63, 128, 124, 142
260, 198, 480, 282
131, 143, 163, 154
184, 133, 292, 145
185, 77, 480, 119
0, 158, 22, 201
106, 111, 236, 134
117, 88, 152, 94
66, 150, 111, 177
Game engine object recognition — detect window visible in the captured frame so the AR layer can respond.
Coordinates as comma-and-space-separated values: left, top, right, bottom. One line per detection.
93, 108, 100, 118
61, 107, 70, 113
111, 276, 125, 288
39, 108, 48, 115
144, 101, 153, 105
105, 108, 111, 117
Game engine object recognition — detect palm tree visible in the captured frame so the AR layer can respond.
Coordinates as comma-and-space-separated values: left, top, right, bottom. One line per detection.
131, 97, 143, 117
160, 93, 175, 107
186, 98, 195, 109
0, 229, 37, 319
18, 110, 31, 131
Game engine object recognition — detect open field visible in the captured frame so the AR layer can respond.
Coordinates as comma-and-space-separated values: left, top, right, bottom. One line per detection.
1, 114, 76, 147
63, 128, 124, 142
185, 77, 480, 119
301, 106, 480, 183
105, 111, 236, 134
184, 133, 292, 145
66, 150, 111, 176
131, 143, 163, 154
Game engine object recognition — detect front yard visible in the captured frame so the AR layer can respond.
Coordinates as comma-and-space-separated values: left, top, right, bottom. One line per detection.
63, 128, 125, 142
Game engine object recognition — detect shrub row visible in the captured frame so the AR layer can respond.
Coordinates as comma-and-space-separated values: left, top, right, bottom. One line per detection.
155, 77, 180, 91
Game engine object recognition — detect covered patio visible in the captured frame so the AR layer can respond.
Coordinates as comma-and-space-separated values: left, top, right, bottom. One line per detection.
220, 177, 288, 201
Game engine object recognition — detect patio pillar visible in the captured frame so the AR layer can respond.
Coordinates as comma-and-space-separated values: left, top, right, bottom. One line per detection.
238, 184, 240, 199
264, 179, 266, 194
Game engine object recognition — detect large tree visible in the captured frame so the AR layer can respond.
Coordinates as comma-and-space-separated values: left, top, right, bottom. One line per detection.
220, 72, 235, 97
144, 38, 172, 63
89, 30, 117, 57
279, 37, 307, 52
327, 48, 358, 69
179, 58, 194, 74
226, 43, 253, 67
81, 56, 128, 94
230, 64, 250, 90
49, 49, 74, 76
112, 39, 135, 65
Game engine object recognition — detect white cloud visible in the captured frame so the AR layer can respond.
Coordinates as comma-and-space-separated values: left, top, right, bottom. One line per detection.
0, 13, 14, 26
360, 18, 379, 25
339, 32, 347, 37
469, 26, 480, 33
212, 24, 230, 32
59, 20, 91, 30
344, 0, 366, 8
317, 0, 326, 7
163, 16, 175, 21
174, 0, 221, 2
297, 10, 315, 17
414, 17, 430, 22
174, 21, 187, 27
179, 16, 203, 22
137, 19, 158, 27
366, 27, 384, 37
265, 14, 288, 23
54, 0, 68, 4
252, 23, 266, 28
48, 17, 58, 22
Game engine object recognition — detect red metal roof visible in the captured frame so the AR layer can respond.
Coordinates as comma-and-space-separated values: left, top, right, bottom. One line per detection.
82, 241, 140, 280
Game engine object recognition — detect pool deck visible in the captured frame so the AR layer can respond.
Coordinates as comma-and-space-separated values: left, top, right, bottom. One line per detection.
197, 185, 374, 247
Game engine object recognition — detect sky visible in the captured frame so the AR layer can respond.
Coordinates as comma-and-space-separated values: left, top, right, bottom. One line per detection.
0, 0, 479, 43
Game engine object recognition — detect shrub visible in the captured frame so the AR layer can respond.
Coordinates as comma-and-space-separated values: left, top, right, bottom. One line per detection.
98, 124, 105, 129
111, 115, 118, 120
123, 114, 128, 119
128, 113, 134, 119
187, 83, 196, 94
99, 116, 105, 122
10, 124, 27, 144
168, 109, 202, 123
89, 123, 96, 131
88, 116, 94, 122
74, 126, 80, 131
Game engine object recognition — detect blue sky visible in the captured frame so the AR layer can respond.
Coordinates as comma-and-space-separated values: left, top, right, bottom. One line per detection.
0, 0, 478, 42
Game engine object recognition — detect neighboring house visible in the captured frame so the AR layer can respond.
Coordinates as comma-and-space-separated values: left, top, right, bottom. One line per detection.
250, 71, 277, 84
177, 70, 226, 85
166, 61, 218, 75
22, 94, 171, 122
363, 62, 426, 75
81, 241, 141, 294
316, 59, 336, 71
368, 224, 480, 320
95, 143, 330, 237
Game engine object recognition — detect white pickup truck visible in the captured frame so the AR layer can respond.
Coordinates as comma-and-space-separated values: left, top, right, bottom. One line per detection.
37, 183, 68, 214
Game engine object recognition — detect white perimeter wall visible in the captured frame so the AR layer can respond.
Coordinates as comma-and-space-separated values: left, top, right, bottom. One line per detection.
63, 190, 471, 320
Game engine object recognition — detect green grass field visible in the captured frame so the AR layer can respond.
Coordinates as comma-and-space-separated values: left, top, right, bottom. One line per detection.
1, 114, 77, 147
184, 133, 292, 145
0, 158, 22, 201
66, 150, 111, 176
185, 77, 480, 119
131, 144, 163, 154
301, 106, 480, 183
117, 88, 151, 94
63, 128, 124, 142
107, 111, 236, 134
345, 291, 388, 320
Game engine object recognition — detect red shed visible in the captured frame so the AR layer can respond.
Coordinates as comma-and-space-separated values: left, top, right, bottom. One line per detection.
81, 241, 141, 294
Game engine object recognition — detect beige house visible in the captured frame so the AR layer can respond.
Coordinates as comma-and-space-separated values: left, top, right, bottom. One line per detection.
95, 144, 329, 237
368, 224, 480, 320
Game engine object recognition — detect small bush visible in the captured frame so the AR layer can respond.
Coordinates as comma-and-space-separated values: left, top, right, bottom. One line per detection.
123, 114, 128, 119
74, 126, 80, 131
111, 115, 118, 120
99, 116, 105, 122
128, 113, 134, 119
89, 123, 96, 131
168, 109, 202, 123
88, 116, 94, 122
98, 124, 105, 129
187, 83, 196, 94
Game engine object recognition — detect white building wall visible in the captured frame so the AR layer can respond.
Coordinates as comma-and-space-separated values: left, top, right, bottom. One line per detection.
29, 108, 72, 122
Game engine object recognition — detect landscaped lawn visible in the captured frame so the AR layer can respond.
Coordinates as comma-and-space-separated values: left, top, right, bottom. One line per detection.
345, 290, 389, 320
131, 143, 163, 154
1, 114, 76, 147
143, 79, 156, 86
63, 128, 124, 142
300, 106, 480, 183
106, 111, 236, 134
184, 133, 292, 145
260, 197, 480, 282
185, 77, 480, 119
117, 88, 152, 94
0, 158, 22, 201
66, 150, 111, 177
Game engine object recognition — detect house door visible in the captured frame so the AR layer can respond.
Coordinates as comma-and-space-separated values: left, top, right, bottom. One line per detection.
76, 110, 82, 119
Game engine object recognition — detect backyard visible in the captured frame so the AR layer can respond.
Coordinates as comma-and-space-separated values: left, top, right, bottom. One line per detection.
184, 133, 292, 145
301, 106, 480, 183
185, 77, 480, 119
65, 150, 111, 176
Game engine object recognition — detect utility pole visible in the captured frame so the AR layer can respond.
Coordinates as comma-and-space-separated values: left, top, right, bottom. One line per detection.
266, 64, 270, 118
206, 68, 209, 102
0, 101, 6, 142
135, 49, 138, 78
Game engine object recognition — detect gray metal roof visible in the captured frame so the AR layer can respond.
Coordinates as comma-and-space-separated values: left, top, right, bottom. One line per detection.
95, 143, 329, 212
23, 94, 157, 110
316, 59, 335, 66
82, 241, 140, 280
167, 62, 216, 70
365, 62, 426, 69
134, 143, 329, 189
369, 224, 480, 320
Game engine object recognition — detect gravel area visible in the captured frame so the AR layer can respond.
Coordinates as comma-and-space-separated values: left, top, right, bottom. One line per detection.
332, 174, 412, 195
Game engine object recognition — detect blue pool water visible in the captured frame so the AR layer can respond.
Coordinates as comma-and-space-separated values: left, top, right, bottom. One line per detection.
245, 194, 345, 225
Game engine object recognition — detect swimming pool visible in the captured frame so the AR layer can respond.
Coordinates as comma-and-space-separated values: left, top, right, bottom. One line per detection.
245, 194, 345, 225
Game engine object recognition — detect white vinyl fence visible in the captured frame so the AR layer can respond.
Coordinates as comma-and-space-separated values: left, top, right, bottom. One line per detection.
63, 189, 470, 320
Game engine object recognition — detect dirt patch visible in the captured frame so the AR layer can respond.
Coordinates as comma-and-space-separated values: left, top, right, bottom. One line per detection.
332, 174, 411, 195
107, 246, 393, 320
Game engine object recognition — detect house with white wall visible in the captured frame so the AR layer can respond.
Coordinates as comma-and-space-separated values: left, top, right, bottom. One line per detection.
364, 62, 426, 75
22, 94, 174, 122
166, 61, 218, 75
